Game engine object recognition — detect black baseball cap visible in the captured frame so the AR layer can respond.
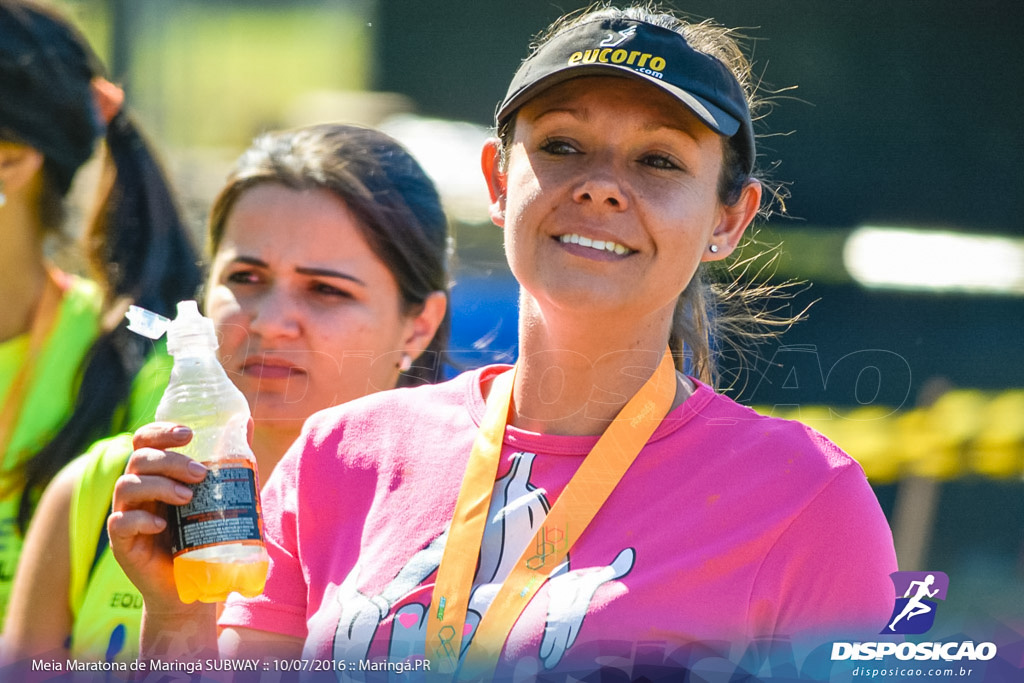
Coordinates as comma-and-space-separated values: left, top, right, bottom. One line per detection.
0, 0, 104, 193
496, 17, 755, 174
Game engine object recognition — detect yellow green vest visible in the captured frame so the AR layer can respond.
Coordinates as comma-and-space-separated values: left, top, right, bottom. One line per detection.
0, 276, 101, 618
0, 274, 171, 622
66, 345, 170, 660
68, 433, 140, 662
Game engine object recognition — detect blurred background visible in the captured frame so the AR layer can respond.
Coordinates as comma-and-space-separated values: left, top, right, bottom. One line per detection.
49, 0, 1023, 635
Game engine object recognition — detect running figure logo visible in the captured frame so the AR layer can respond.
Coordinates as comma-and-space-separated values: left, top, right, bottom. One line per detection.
883, 571, 949, 635
599, 25, 637, 48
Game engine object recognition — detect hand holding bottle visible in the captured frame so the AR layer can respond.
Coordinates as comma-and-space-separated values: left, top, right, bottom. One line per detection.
108, 422, 211, 616
111, 300, 269, 606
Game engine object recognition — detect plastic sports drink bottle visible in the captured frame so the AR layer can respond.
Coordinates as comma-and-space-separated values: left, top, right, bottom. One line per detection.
126, 300, 268, 603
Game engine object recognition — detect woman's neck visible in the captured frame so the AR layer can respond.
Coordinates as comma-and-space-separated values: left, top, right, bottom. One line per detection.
0, 210, 48, 343
251, 424, 301, 479
510, 297, 683, 436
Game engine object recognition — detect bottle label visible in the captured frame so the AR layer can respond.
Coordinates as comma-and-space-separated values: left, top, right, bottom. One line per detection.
169, 458, 265, 556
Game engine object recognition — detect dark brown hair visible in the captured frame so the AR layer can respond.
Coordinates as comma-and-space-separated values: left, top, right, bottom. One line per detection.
207, 124, 452, 386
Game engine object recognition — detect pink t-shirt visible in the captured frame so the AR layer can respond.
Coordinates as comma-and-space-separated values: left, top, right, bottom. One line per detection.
222, 366, 897, 678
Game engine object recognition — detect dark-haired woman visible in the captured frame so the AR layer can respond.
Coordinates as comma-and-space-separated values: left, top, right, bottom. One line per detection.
4, 123, 450, 663
0, 0, 201, 622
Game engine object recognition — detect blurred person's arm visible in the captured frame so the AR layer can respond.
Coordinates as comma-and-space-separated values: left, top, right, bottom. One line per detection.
3, 459, 82, 659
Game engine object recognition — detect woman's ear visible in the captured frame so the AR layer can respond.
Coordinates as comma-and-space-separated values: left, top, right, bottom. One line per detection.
703, 179, 762, 262
402, 290, 448, 362
481, 138, 507, 228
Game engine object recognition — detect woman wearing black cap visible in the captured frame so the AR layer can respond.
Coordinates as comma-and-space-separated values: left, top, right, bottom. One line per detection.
0, 0, 200, 622
110, 4, 897, 679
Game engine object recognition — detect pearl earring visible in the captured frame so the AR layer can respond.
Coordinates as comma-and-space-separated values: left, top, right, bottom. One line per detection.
0, 179, 6, 208
709, 244, 719, 253
398, 354, 413, 373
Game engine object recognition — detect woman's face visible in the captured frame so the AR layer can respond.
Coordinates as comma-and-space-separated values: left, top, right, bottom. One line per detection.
205, 184, 417, 426
491, 76, 748, 331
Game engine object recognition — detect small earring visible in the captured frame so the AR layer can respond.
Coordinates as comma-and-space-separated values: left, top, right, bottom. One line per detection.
398, 354, 413, 373
0, 179, 6, 208
709, 244, 719, 253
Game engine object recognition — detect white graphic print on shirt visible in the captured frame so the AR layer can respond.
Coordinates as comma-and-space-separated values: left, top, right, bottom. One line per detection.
312, 451, 635, 680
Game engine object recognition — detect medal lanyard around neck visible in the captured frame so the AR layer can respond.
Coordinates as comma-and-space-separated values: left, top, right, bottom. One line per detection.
0, 268, 64, 470
425, 349, 677, 679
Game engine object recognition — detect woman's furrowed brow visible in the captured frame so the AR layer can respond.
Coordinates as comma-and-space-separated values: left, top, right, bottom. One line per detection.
231, 255, 367, 287
295, 266, 367, 287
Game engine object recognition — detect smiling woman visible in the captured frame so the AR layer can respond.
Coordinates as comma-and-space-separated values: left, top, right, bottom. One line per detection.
109, 4, 897, 680
2, 124, 450, 665
487, 76, 757, 415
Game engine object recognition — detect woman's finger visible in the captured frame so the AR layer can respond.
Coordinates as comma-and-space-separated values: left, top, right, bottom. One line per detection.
125, 447, 207, 483
132, 422, 193, 451
107, 508, 167, 540
113, 472, 196, 511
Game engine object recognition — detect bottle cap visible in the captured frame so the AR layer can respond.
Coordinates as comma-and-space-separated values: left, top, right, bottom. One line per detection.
125, 306, 171, 339
126, 300, 218, 355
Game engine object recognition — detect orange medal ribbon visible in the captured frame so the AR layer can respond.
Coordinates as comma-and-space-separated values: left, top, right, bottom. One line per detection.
0, 268, 65, 471
425, 349, 677, 679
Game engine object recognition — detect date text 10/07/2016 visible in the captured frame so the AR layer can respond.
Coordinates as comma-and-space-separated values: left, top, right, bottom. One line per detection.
273, 658, 431, 673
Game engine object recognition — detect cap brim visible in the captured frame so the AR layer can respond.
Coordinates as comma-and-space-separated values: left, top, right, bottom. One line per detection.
496, 64, 741, 138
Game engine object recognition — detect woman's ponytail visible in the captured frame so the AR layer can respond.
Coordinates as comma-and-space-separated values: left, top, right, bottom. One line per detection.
17, 113, 203, 532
